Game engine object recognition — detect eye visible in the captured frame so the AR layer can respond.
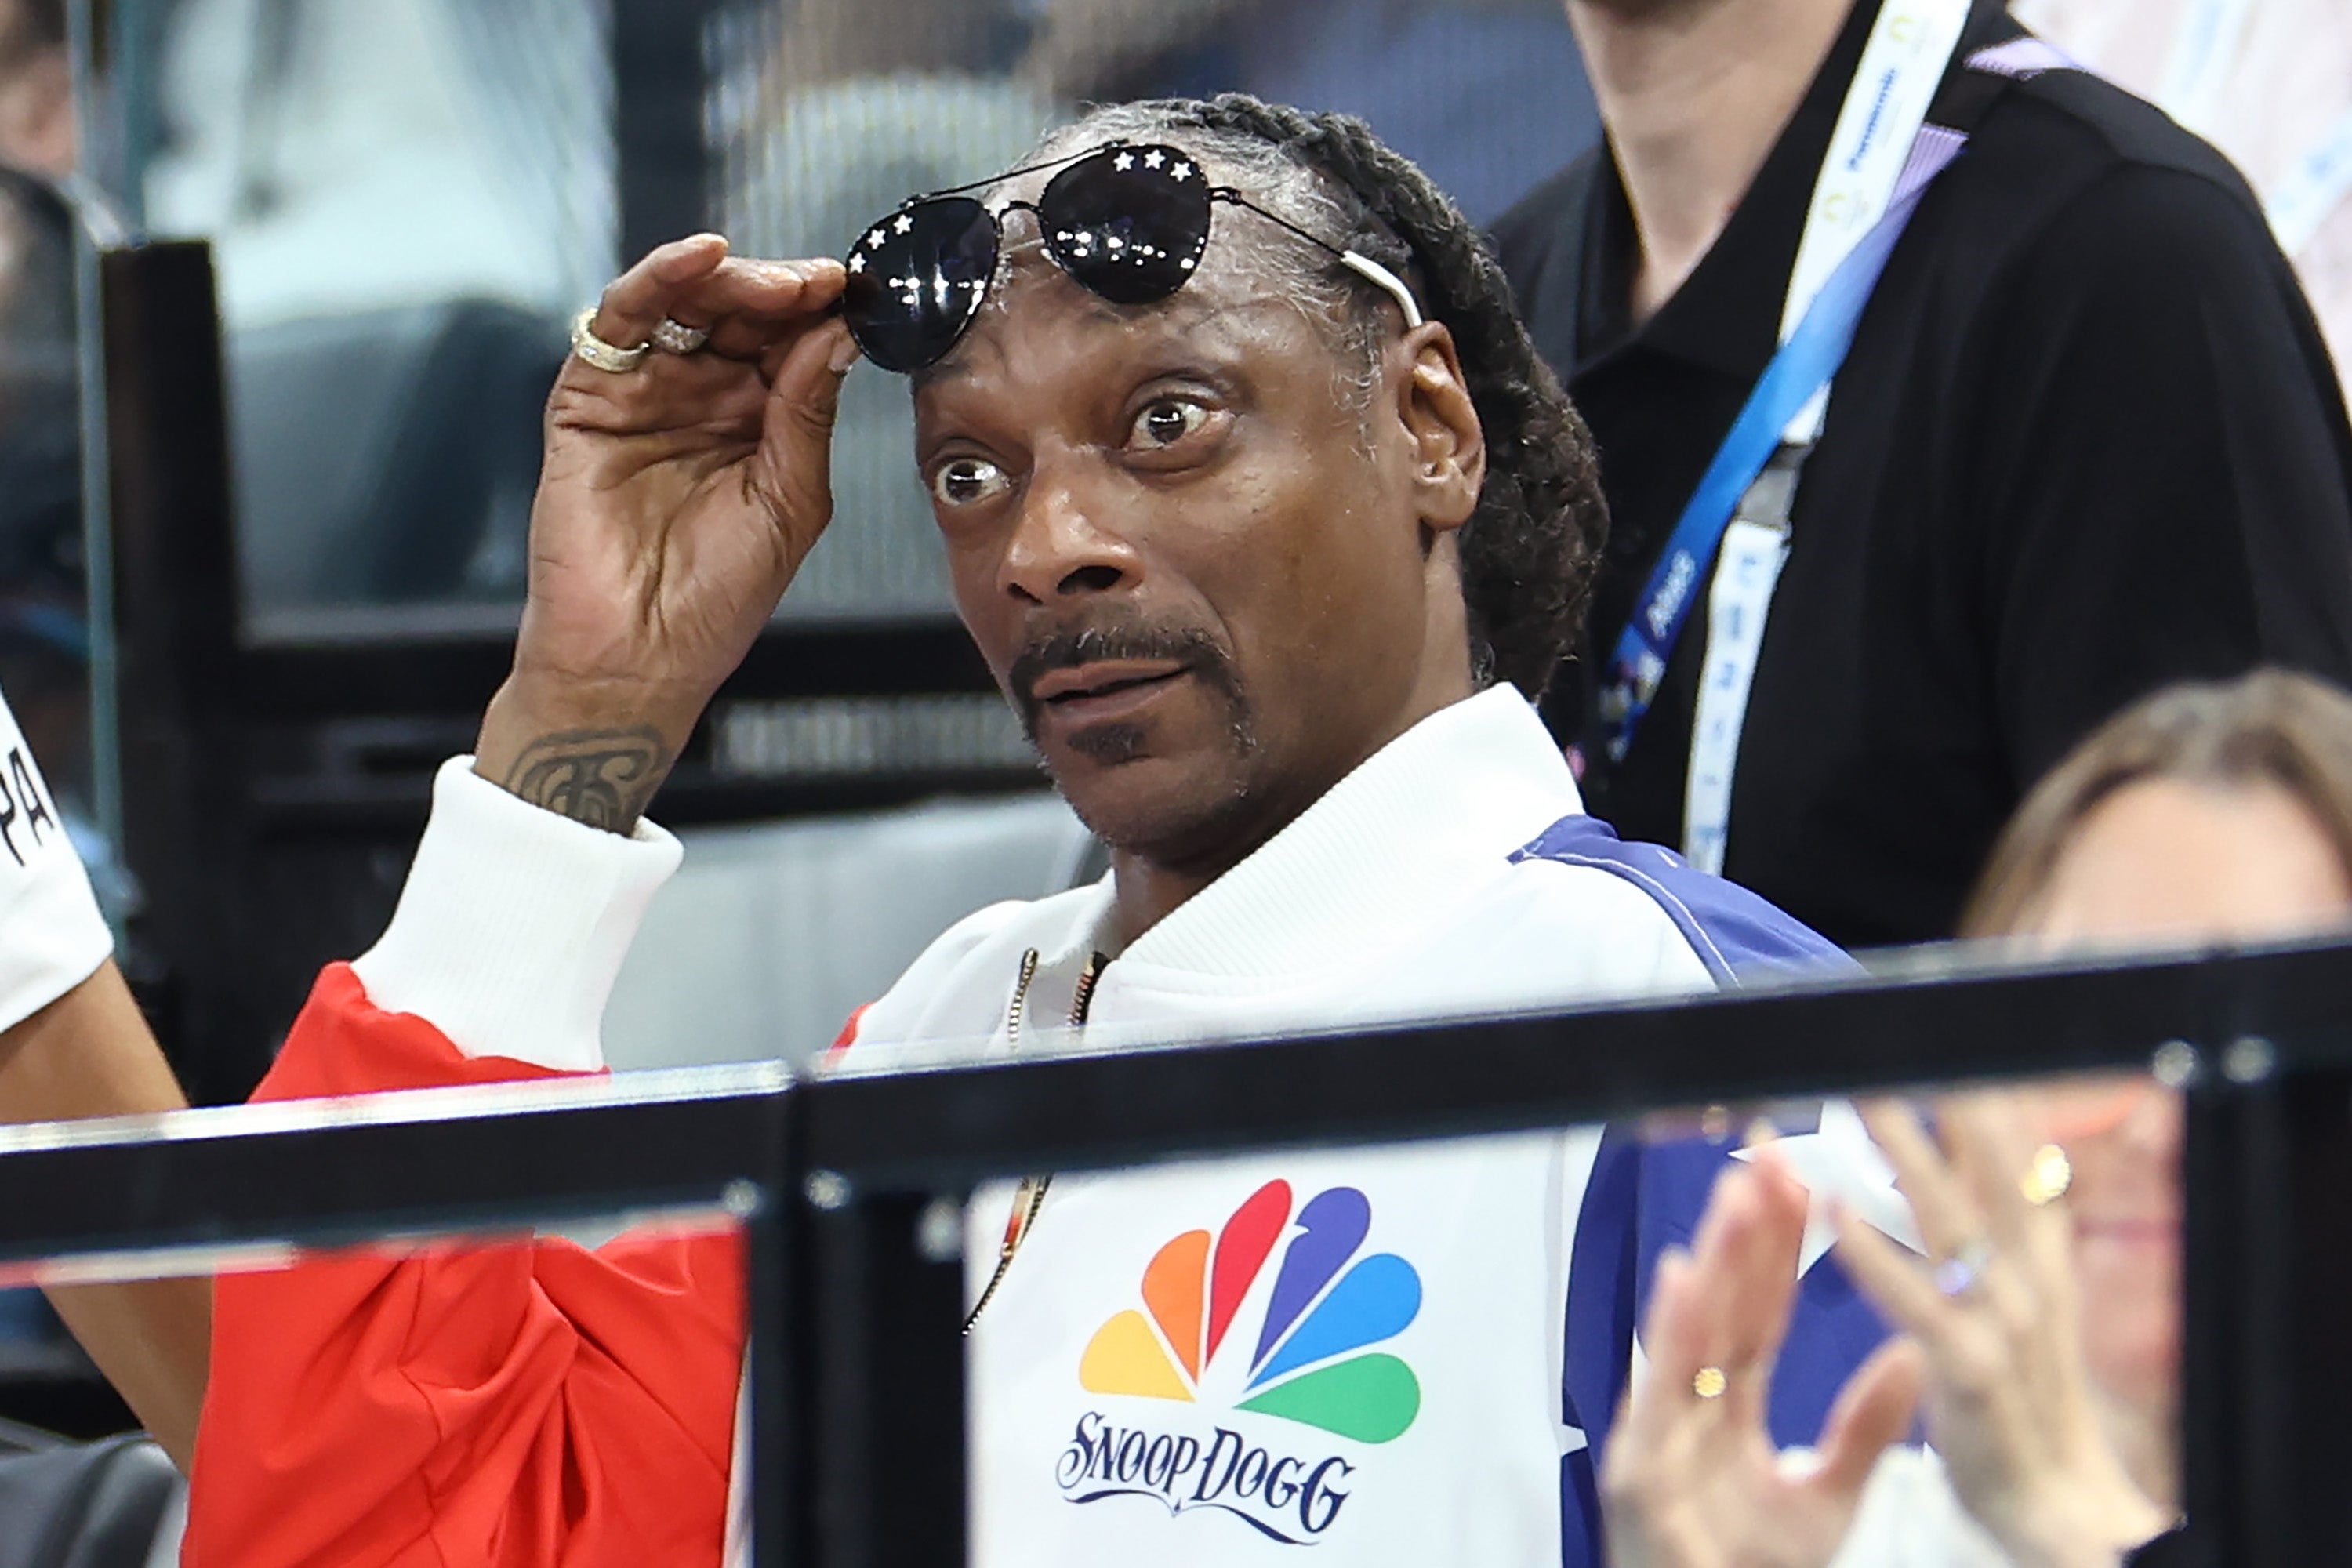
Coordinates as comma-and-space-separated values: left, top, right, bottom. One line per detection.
930, 456, 1011, 508
1131, 397, 1210, 450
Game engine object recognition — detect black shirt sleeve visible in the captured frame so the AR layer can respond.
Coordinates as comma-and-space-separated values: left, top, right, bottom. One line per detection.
2122, 1525, 2190, 1567
1970, 159, 2352, 793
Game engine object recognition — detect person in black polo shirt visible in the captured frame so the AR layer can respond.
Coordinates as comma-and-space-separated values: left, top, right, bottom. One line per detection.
1493, 0, 2352, 949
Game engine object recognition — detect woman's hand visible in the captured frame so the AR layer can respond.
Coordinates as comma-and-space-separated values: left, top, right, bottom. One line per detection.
477, 235, 860, 829
1835, 1095, 2173, 1568
1602, 1154, 1926, 1568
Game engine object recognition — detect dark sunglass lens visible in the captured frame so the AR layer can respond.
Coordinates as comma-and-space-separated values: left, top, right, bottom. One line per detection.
841, 197, 998, 372
1037, 144, 1212, 307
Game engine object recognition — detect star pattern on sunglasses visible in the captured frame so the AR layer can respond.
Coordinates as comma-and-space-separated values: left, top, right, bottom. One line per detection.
837, 138, 1426, 372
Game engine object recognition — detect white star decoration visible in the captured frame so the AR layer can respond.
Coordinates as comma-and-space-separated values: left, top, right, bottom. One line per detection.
865, 230, 886, 251
894, 212, 914, 234
1143, 149, 1166, 169
1171, 162, 1194, 182
1731, 1099, 1920, 1272
1113, 151, 1134, 172
848, 253, 865, 274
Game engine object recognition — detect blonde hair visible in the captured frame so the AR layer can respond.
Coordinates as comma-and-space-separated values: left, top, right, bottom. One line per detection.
1962, 670, 2352, 937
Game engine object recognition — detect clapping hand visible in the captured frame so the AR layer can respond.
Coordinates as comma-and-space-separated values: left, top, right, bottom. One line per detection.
1834, 1095, 2172, 1568
477, 237, 860, 830
1601, 1152, 1926, 1568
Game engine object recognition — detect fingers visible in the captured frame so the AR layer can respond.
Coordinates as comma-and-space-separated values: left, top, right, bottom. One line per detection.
1631, 1247, 1712, 1421
586, 240, 848, 366
1858, 1098, 1981, 1260
692, 259, 851, 363
589, 235, 729, 353
1632, 1161, 1809, 1440
1714, 1156, 1810, 1425
553, 250, 857, 445
736, 318, 860, 564
1809, 1335, 1924, 1500
1833, 1203, 1959, 1355
1938, 1092, 2042, 1256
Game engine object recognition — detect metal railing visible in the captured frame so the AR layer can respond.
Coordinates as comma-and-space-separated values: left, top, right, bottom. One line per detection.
3, 935, 2349, 1566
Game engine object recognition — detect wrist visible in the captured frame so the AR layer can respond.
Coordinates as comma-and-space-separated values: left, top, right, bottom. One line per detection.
475, 676, 700, 833
2002, 1481, 2173, 1568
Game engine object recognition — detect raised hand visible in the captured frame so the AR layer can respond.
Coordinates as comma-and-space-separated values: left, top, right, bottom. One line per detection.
1602, 1155, 1926, 1568
476, 235, 859, 830
1835, 1097, 2172, 1568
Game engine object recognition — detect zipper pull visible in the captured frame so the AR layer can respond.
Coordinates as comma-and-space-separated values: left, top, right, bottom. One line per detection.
1069, 950, 1107, 1028
1004, 948, 1040, 1051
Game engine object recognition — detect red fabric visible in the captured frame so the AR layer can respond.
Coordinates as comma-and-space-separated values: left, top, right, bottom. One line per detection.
184, 964, 746, 1568
823, 1004, 868, 1065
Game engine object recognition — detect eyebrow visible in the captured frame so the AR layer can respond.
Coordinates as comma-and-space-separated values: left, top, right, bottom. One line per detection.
913, 289, 1223, 390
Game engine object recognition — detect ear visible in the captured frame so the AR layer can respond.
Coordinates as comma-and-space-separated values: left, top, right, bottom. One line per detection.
1389, 322, 1485, 536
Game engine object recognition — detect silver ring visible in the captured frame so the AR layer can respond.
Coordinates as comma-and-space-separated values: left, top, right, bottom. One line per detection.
1934, 1237, 1994, 1298
570, 307, 652, 373
650, 317, 710, 355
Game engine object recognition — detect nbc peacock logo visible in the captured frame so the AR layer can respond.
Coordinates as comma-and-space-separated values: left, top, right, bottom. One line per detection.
1077, 1179, 1423, 1444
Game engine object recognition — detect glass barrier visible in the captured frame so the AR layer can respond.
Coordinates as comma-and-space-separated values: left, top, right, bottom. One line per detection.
0, 0, 130, 1402
0, 1218, 750, 1563
80, 0, 1598, 641
919, 1074, 2180, 1564
5, 936, 2344, 1564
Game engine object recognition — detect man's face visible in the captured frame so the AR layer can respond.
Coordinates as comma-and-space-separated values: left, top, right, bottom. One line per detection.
909, 215, 1469, 868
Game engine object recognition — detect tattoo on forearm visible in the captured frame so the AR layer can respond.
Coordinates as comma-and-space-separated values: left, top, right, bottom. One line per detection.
502, 727, 673, 833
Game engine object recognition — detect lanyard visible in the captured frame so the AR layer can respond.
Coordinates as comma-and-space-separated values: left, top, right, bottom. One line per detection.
1595, 0, 1974, 779
1679, 31, 2077, 875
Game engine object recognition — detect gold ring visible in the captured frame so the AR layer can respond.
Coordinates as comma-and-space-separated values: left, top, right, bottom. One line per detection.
2020, 1143, 2073, 1207
1692, 1366, 1727, 1399
650, 317, 710, 354
570, 307, 652, 373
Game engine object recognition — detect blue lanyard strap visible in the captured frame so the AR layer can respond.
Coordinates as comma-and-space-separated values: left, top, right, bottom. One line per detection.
1594, 131, 1967, 766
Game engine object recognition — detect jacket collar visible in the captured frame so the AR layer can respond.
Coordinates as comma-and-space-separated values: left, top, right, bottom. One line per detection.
1089, 685, 1584, 983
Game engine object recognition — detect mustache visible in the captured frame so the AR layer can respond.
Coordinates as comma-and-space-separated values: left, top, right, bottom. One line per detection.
1007, 619, 1238, 728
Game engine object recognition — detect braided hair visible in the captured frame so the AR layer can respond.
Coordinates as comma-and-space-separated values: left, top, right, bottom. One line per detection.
1020, 94, 1606, 699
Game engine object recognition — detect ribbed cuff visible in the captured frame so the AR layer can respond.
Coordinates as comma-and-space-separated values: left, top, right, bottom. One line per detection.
350, 757, 683, 1073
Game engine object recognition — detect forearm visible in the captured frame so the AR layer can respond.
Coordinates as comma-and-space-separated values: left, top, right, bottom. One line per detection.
472, 662, 707, 836
0, 960, 209, 1468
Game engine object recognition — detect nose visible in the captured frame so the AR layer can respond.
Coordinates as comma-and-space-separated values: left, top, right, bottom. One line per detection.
997, 452, 1142, 606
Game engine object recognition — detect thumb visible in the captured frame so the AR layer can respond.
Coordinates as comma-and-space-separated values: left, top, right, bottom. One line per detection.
769, 316, 859, 444
757, 318, 859, 534
1809, 1335, 1926, 1502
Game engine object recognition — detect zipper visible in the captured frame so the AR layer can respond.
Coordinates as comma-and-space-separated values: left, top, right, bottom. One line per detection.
963, 948, 1104, 1334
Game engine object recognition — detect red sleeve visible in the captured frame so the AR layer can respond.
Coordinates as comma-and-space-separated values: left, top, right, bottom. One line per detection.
184, 964, 746, 1568
822, 1003, 871, 1066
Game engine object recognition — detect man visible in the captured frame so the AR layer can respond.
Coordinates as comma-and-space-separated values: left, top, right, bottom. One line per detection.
1494, 0, 2352, 949
0, 684, 209, 1468
186, 98, 1924, 1567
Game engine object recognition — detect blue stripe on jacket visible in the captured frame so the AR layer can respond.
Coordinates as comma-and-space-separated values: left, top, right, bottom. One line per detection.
1510, 815, 1882, 1566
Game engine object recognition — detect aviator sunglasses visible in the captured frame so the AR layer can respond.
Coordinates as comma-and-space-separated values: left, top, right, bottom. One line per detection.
839, 140, 1426, 373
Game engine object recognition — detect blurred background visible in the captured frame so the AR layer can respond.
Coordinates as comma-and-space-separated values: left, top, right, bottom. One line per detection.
0, 0, 2343, 1436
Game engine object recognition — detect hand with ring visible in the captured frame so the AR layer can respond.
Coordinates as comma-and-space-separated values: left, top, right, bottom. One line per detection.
1600, 1153, 1927, 1568
1835, 1094, 2172, 1568
478, 235, 861, 831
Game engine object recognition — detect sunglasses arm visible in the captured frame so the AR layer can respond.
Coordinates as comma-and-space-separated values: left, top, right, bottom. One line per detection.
1337, 250, 1425, 330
